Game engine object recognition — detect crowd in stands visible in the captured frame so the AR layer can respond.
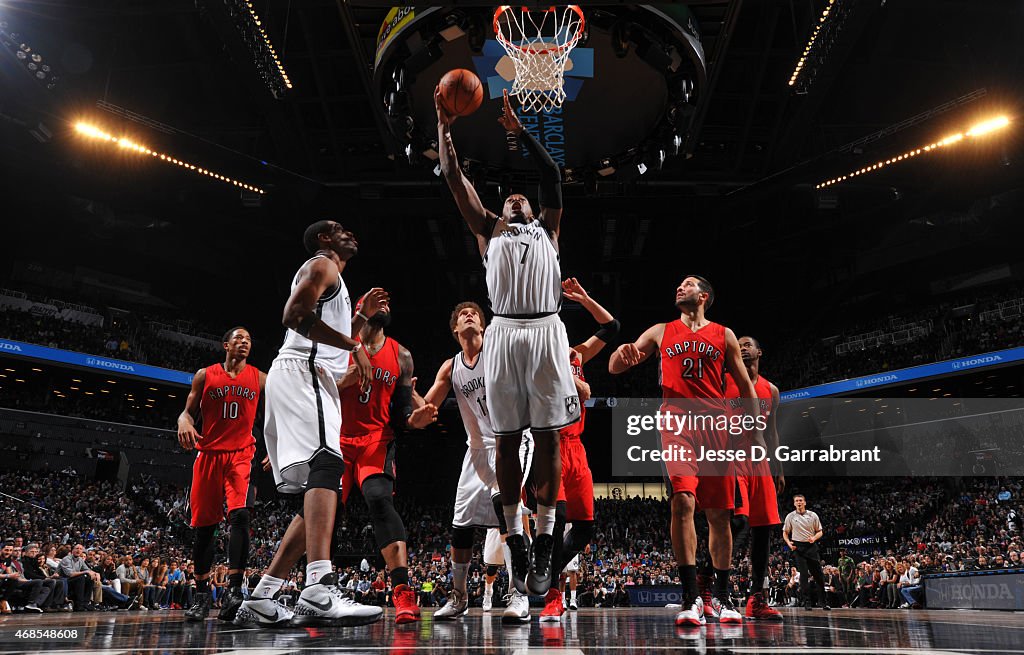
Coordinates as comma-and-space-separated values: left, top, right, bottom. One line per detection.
0, 290, 221, 373
4, 283, 1024, 396
771, 284, 1024, 390
2, 464, 1020, 616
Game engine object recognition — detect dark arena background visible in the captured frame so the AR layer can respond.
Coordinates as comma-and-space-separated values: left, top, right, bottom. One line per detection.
2, 0, 1024, 653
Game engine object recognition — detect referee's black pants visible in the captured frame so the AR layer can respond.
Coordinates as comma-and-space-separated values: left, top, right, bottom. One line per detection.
793, 541, 827, 606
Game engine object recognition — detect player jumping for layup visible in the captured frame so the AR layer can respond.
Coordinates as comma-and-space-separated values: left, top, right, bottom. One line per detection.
437, 88, 580, 598
609, 276, 759, 626
725, 336, 784, 620
177, 327, 264, 623
336, 297, 438, 624
235, 220, 385, 628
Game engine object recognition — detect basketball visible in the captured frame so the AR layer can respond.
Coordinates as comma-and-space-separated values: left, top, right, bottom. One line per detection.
438, 69, 484, 118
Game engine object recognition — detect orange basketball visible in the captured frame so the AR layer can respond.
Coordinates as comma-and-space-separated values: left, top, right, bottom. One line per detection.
438, 69, 484, 118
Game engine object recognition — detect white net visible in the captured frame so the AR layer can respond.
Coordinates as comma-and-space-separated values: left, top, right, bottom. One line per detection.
493, 5, 585, 114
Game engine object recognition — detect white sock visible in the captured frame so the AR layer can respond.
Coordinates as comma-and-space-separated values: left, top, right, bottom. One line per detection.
536, 504, 556, 536
452, 561, 469, 594
503, 504, 524, 536
570, 589, 577, 602
503, 542, 515, 573
252, 575, 284, 600
306, 560, 332, 586
484, 581, 494, 597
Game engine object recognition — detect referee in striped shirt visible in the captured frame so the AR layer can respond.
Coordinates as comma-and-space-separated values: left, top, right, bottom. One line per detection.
783, 494, 830, 610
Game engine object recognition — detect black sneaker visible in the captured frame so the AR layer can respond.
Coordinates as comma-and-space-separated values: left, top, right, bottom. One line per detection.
217, 587, 245, 622
505, 534, 530, 595
527, 533, 555, 596
184, 592, 212, 622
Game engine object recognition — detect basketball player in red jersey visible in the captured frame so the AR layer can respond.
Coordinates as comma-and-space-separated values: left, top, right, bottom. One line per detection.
609, 275, 759, 626
336, 298, 438, 624
540, 278, 618, 621
177, 327, 264, 622
725, 336, 784, 620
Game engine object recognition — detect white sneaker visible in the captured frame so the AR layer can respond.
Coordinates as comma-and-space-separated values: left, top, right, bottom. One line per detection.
569, 597, 578, 611
434, 590, 468, 620
482, 592, 493, 612
292, 574, 384, 627
675, 596, 706, 626
502, 590, 530, 623
710, 597, 743, 624
233, 598, 294, 628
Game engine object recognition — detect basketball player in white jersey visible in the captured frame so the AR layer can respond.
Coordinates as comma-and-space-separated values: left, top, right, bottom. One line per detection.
419, 301, 535, 623
437, 88, 580, 597
234, 220, 385, 628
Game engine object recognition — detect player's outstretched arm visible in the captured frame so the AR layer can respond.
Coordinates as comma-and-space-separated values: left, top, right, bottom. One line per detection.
420, 358, 454, 409
608, 323, 664, 374
436, 88, 497, 246
499, 90, 563, 236
176, 368, 206, 450
562, 277, 619, 364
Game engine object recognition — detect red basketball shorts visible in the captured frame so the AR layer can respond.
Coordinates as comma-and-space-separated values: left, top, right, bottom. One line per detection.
190, 444, 255, 528
340, 431, 396, 503
735, 457, 780, 526
556, 437, 594, 521
661, 421, 734, 511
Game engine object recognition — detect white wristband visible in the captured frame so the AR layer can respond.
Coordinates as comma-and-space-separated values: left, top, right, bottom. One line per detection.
356, 311, 369, 321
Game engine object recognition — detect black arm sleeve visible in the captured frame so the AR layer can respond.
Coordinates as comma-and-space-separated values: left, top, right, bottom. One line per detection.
389, 385, 414, 433
594, 319, 621, 344
518, 129, 562, 210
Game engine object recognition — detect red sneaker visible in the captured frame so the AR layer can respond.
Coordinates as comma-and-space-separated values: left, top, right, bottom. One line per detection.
393, 584, 420, 624
745, 592, 783, 621
540, 588, 565, 623
697, 574, 714, 619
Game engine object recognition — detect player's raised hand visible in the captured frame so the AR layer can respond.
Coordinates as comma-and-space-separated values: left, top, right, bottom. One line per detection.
408, 402, 438, 429
435, 87, 456, 127
359, 288, 390, 317
177, 424, 202, 451
498, 89, 523, 135
562, 277, 591, 304
615, 343, 643, 368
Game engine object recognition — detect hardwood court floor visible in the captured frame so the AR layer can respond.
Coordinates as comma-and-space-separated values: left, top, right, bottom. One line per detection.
0, 606, 1023, 654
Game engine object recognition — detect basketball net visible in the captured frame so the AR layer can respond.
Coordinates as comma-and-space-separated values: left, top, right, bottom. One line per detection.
494, 5, 585, 114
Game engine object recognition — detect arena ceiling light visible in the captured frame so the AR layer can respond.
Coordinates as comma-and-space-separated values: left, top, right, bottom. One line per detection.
788, 0, 837, 88
0, 20, 59, 90
815, 115, 1011, 189
73, 121, 265, 194
229, 0, 292, 97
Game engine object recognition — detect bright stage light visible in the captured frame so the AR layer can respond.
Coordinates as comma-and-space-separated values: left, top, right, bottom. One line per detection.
73, 122, 265, 194
815, 115, 1011, 189
966, 115, 1010, 137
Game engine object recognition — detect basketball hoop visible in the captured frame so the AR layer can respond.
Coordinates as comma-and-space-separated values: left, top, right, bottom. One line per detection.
493, 5, 585, 113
